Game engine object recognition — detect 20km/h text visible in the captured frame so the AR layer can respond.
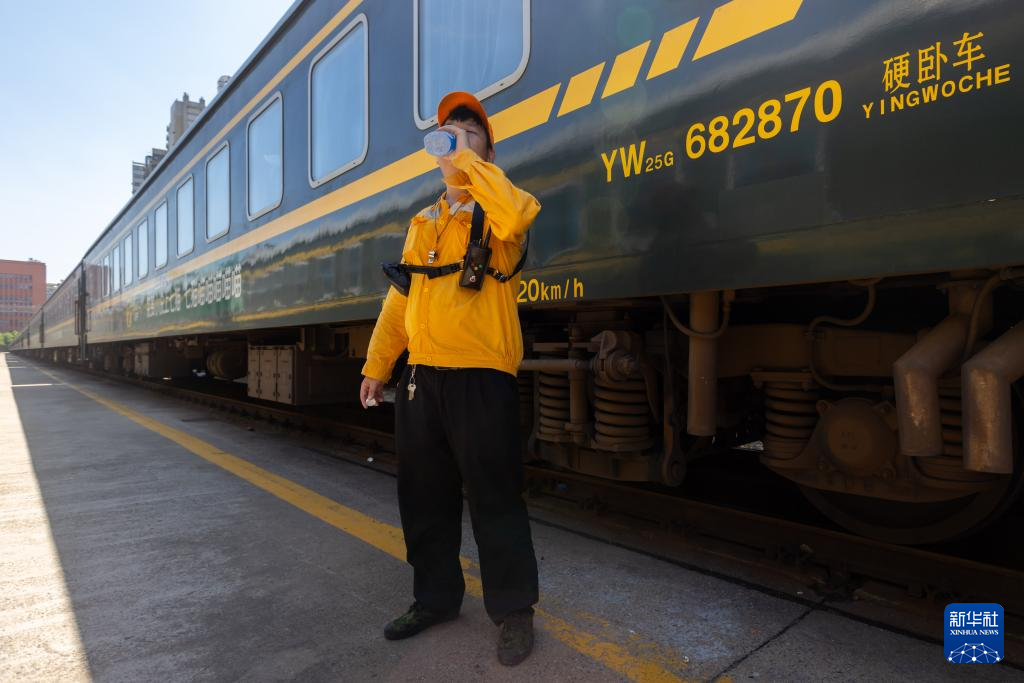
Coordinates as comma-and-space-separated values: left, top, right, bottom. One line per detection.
517, 277, 584, 303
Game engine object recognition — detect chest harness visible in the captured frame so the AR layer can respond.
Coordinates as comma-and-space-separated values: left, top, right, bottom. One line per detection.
381, 202, 529, 296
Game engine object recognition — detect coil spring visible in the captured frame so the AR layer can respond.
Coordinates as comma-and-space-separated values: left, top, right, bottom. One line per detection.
592, 375, 653, 450
537, 365, 571, 442
764, 382, 820, 458
939, 381, 963, 457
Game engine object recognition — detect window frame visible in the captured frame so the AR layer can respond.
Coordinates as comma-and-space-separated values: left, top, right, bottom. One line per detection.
154, 201, 168, 269
123, 233, 134, 287
102, 254, 110, 298
112, 244, 121, 293
412, 0, 531, 130
137, 218, 149, 279
205, 142, 231, 242
307, 14, 369, 188
176, 175, 195, 257
246, 92, 284, 221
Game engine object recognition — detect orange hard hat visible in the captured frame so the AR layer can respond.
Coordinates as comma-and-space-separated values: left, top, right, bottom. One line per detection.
437, 91, 494, 147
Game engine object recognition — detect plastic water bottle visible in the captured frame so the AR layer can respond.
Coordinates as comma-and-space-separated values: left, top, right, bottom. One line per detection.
424, 130, 457, 156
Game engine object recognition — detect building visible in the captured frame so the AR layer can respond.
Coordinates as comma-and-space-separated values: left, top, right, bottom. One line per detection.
132, 147, 167, 194
166, 92, 206, 150
0, 259, 46, 333
132, 87, 217, 194
132, 92, 205, 194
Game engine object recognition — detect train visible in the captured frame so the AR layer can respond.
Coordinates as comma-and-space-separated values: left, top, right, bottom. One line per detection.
13, 0, 1024, 545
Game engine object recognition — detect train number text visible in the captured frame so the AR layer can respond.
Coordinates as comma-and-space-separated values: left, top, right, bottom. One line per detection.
685, 80, 843, 160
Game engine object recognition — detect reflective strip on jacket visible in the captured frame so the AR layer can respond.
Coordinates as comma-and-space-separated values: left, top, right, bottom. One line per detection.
361, 149, 541, 382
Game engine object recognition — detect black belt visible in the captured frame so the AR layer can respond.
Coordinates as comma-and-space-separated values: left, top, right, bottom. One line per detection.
399, 260, 523, 283
381, 202, 529, 295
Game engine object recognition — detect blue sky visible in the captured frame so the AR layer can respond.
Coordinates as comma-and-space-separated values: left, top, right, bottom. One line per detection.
0, 0, 294, 283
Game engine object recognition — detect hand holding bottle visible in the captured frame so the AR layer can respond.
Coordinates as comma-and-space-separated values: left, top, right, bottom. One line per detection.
429, 125, 472, 177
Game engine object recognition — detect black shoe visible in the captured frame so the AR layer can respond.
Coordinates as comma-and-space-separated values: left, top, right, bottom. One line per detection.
497, 610, 534, 666
384, 602, 459, 641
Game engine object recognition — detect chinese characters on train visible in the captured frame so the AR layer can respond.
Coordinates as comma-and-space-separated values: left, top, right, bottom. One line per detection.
864, 31, 1011, 119
126, 264, 243, 328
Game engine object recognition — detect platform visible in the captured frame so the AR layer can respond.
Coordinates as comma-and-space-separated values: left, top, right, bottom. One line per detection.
0, 353, 1017, 682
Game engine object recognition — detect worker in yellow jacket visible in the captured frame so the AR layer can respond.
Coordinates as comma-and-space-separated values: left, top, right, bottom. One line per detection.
359, 92, 540, 666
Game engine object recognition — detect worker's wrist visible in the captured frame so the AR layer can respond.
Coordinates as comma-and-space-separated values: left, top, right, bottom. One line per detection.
360, 360, 391, 383
450, 148, 481, 171
443, 168, 470, 187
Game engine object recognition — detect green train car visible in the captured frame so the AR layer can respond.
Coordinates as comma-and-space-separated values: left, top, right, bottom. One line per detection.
15, 0, 1024, 544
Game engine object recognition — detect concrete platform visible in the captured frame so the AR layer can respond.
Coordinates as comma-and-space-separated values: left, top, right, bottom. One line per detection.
0, 352, 1019, 682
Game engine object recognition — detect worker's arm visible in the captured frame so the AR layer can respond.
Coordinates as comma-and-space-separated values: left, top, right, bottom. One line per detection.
361, 286, 409, 383
443, 149, 541, 243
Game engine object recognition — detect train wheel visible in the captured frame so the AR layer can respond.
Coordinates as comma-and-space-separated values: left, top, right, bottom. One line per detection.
801, 386, 1023, 545
800, 479, 1017, 545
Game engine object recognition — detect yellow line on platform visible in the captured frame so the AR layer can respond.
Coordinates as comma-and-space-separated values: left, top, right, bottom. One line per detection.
30, 363, 690, 682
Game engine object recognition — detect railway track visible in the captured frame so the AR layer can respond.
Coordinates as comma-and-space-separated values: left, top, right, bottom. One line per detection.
44, 360, 1024, 662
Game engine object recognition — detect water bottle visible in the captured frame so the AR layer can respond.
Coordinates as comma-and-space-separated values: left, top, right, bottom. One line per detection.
424, 130, 457, 156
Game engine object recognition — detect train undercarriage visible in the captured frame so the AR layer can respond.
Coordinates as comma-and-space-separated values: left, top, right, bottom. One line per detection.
30, 267, 1024, 545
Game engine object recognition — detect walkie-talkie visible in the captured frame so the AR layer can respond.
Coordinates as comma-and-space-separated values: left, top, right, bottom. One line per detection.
459, 203, 491, 291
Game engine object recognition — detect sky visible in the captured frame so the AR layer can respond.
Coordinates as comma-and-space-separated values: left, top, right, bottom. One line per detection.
0, 0, 294, 283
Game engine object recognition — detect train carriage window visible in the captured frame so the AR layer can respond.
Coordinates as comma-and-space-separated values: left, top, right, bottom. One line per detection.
137, 219, 148, 279
177, 177, 195, 256
206, 144, 230, 240
247, 95, 283, 219
123, 233, 133, 286
309, 17, 368, 186
102, 254, 110, 298
112, 245, 121, 292
155, 202, 168, 268
414, 0, 529, 127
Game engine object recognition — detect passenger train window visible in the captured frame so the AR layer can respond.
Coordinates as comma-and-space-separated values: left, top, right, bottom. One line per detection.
206, 144, 230, 240
137, 219, 148, 279
123, 233, 133, 286
309, 17, 367, 186
112, 245, 121, 292
177, 177, 194, 256
247, 95, 283, 219
414, 0, 529, 127
102, 254, 110, 298
155, 202, 168, 268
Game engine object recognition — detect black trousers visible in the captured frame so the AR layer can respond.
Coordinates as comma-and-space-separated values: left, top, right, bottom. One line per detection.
395, 364, 539, 624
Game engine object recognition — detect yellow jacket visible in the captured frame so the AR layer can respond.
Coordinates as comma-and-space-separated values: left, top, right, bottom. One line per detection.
361, 149, 541, 381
